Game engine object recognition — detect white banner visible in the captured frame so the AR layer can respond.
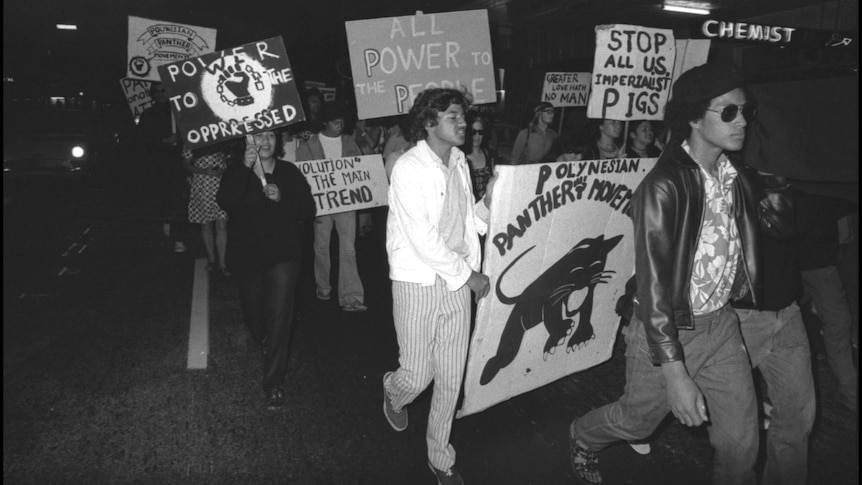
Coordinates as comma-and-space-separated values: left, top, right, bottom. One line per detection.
459, 158, 656, 417
294, 155, 389, 216
588, 24, 675, 121
127, 16, 217, 81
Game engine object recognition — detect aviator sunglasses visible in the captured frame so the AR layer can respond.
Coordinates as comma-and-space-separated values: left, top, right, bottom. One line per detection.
706, 104, 757, 122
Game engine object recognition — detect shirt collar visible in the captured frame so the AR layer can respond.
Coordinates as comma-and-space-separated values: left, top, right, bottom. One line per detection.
417, 139, 463, 171
681, 140, 736, 182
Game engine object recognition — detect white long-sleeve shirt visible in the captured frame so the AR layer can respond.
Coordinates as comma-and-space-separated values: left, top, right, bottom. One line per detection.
386, 140, 489, 290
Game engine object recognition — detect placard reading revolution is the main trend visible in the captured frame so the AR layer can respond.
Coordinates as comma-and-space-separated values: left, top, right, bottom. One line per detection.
294, 155, 389, 216
458, 158, 655, 417
157, 36, 305, 150
346, 10, 497, 119
588, 24, 675, 121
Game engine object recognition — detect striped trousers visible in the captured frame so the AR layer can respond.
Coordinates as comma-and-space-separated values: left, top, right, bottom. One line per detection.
384, 277, 471, 471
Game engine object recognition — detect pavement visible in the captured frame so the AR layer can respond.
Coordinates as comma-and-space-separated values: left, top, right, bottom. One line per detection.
2, 174, 859, 484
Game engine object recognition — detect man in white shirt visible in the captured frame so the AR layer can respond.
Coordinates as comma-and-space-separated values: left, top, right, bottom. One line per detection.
383, 88, 493, 485
296, 105, 366, 312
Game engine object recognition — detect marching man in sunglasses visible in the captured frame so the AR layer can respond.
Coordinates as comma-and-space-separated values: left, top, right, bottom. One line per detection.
569, 62, 782, 485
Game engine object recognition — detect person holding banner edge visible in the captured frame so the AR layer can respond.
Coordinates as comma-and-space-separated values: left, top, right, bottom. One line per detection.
581, 118, 625, 160
569, 62, 771, 485
383, 88, 492, 485
624, 120, 662, 159
216, 130, 316, 410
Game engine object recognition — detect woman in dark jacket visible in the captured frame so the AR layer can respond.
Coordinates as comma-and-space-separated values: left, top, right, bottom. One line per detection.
217, 130, 316, 410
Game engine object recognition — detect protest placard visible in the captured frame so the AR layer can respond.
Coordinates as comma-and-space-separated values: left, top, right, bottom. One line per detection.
345, 10, 497, 119
294, 155, 389, 216
541, 72, 591, 107
156, 36, 305, 151
119, 78, 154, 121
127, 16, 217, 81
588, 25, 675, 121
458, 158, 656, 417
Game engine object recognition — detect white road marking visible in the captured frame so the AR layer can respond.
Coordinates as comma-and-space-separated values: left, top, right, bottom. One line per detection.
187, 258, 209, 370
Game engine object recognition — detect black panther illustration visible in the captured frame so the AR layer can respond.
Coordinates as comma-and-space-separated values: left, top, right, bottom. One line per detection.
479, 234, 623, 385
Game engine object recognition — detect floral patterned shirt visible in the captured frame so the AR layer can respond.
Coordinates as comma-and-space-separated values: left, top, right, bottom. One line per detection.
683, 141, 741, 315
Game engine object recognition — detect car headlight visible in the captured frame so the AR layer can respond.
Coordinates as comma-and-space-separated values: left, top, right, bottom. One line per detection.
71, 146, 85, 158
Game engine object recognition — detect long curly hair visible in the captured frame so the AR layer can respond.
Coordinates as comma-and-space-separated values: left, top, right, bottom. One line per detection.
407, 88, 469, 142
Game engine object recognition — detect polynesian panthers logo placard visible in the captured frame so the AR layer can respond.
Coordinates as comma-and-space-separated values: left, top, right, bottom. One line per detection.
157, 36, 305, 150
127, 16, 217, 81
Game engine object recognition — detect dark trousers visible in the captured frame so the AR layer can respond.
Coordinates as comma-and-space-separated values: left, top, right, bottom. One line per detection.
235, 261, 301, 392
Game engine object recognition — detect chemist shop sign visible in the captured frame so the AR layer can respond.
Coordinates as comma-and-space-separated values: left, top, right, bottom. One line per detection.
346, 10, 497, 119
690, 19, 855, 48
157, 36, 305, 150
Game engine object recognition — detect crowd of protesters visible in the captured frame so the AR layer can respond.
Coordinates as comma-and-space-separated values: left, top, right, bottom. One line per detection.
136, 65, 857, 484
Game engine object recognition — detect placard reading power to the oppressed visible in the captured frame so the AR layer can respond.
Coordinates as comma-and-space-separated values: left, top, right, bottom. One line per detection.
459, 158, 656, 417
346, 10, 497, 119
294, 155, 389, 216
588, 24, 675, 121
157, 37, 305, 150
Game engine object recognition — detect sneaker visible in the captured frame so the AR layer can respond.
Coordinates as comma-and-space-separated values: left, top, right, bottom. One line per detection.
173, 241, 187, 253
316, 288, 331, 301
628, 440, 651, 455
266, 387, 286, 410
428, 462, 464, 485
342, 303, 368, 312
383, 372, 407, 431
570, 419, 601, 484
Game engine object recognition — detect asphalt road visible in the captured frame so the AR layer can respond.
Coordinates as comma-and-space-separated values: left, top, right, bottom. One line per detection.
3, 170, 858, 484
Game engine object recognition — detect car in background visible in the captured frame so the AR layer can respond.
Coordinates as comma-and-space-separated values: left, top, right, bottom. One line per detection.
3, 107, 117, 177
489, 122, 520, 164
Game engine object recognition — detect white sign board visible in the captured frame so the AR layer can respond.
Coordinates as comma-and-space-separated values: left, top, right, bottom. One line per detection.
588, 24, 675, 121
541, 72, 591, 107
459, 158, 656, 417
294, 155, 389, 216
127, 16, 217, 81
346, 10, 497, 119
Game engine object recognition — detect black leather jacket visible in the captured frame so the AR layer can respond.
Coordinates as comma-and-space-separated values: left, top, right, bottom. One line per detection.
632, 141, 762, 365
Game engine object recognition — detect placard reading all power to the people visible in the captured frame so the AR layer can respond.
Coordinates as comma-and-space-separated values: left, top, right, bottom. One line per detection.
346, 10, 497, 119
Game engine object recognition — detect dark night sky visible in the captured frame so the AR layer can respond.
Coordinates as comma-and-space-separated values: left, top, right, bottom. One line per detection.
2, 0, 464, 100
